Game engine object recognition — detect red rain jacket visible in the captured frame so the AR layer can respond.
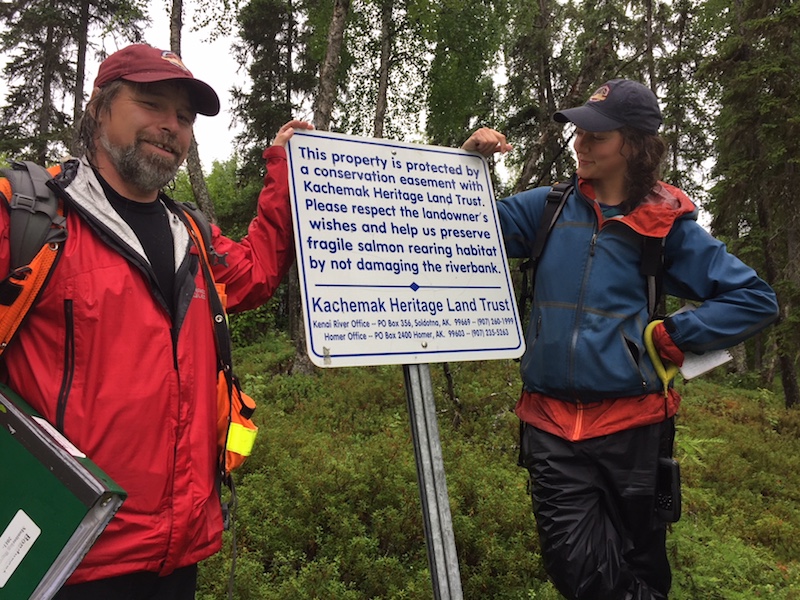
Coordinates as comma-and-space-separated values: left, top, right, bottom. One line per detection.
0, 147, 293, 582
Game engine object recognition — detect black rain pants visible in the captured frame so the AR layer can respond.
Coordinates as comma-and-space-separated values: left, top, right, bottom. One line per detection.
519, 419, 675, 600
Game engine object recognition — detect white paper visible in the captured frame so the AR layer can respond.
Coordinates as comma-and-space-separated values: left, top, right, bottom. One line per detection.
679, 348, 733, 380
0, 510, 41, 587
32, 416, 86, 458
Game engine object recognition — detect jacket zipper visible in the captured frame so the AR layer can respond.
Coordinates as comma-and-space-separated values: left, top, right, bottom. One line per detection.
56, 299, 75, 432
572, 404, 585, 441
568, 230, 598, 393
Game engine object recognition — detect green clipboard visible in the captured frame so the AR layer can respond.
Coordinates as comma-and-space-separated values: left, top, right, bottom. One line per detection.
0, 384, 126, 600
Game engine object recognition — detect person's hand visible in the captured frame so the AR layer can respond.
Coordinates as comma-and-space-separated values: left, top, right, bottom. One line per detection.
272, 120, 314, 147
462, 127, 512, 157
652, 322, 684, 367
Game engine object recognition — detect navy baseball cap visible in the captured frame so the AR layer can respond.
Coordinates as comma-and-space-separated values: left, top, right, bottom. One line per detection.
553, 79, 662, 135
94, 44, 220, 116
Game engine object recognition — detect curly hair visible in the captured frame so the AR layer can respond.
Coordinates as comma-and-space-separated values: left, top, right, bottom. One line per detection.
618, 126, 667, 214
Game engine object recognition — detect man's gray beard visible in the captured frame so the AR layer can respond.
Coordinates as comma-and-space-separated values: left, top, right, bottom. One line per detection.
98, 133, 182, 195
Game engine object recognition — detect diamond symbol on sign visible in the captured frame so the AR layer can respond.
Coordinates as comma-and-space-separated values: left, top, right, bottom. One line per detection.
410, 282, 420, 291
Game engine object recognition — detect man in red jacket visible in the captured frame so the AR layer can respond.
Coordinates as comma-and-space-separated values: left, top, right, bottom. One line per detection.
0, 44, 310, 599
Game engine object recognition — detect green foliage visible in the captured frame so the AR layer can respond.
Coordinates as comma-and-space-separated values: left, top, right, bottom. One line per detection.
698, 0, 800, 406
0, 0, 146, 162
170, 157, 288, 344
228, 290, 291, 348
425, 0, 507, 148
337, 0, 431, 140
198, 335, 800, 598
232, 0, 320, 179
171, 156, 270, 238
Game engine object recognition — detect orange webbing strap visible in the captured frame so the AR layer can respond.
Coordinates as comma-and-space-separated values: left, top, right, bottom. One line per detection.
0, 178, 11, 203
183, 211, 257, 475
0, 243, 60, 355
184, 214, 227, 309
0, 167, 65, 356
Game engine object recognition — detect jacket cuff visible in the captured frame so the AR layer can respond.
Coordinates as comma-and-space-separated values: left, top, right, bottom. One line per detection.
263, 146, 287, 161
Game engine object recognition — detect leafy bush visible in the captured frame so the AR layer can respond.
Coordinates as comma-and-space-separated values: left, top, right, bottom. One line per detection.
198, 336, 800, 599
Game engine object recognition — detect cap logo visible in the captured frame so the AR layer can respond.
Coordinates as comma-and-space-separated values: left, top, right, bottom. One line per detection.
588, 85, 611, 103
160, 51, 191, 74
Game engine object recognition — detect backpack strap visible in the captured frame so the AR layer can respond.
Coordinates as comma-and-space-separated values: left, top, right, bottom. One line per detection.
516, 181, 665, 323
517, 181, 573, 319
1, 161, 67, 270
180, 207, 233, 372
180, 201, 228, 267
530, 182, 574, 265
0, 162, 67, 354
640, 236, 665, 321
179, 207, 256, 473
179, 206, 253, 591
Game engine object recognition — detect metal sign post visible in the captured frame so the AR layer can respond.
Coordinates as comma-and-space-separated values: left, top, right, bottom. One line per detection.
404, 363, 462, 600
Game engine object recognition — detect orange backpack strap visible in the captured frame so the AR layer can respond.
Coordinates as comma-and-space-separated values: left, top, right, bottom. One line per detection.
0, 239, 62, 354
184, 209, 228, 310
0, 162, 67, 355
182, 208, 257, 478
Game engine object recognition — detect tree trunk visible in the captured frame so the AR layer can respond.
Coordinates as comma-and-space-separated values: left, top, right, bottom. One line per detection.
286, 0, 294, 108
729, 343, 747, 374
186, 139, 217, 220
644, 0, 656, 89
290, 0, 351, 375
37, 14, 56, 165
287, 265, 316, 373
313, 0, 350, 130
169, 0, 216, 220
764, 335, 778, 386
372, 0, 392, 139
755, 189, 799, 408
70, 0, 90, 156
778, 349, 799, 409
170, 0, 182, 53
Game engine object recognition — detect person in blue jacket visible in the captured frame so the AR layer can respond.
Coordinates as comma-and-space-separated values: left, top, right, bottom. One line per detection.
462, 79, 778, 600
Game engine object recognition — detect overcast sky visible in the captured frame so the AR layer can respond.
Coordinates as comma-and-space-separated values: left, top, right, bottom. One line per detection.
133, 5, 244, 169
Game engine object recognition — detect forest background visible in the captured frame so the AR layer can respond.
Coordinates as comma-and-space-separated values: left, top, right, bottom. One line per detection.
1, 0, 799, 597
2, 0, 799, 404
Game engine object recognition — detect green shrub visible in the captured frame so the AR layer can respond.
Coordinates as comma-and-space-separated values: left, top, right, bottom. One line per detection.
198, 340, 800, 599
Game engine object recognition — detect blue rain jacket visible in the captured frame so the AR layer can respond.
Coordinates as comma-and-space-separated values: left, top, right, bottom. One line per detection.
498, 176, 778, 402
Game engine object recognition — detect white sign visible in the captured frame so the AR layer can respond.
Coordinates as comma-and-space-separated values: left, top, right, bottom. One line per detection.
286, 130, 524, 367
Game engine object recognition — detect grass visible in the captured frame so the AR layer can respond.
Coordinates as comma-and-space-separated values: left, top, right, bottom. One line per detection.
198, 335, 800, 599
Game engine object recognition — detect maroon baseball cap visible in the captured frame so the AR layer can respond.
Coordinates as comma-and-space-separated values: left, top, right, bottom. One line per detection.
553, 79, 662, 135
94, 44, 220, 116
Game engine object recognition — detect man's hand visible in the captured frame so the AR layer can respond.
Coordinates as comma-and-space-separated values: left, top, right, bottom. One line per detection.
272, 120, 314, 147
462, 127, 512, 157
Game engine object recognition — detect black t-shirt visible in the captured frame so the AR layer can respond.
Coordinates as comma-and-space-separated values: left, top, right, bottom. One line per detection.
95, 172, 176, 309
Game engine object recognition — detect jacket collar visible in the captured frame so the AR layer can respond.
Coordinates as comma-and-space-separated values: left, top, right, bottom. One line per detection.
63, 156, 191, 269
578, 176, 698, 237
